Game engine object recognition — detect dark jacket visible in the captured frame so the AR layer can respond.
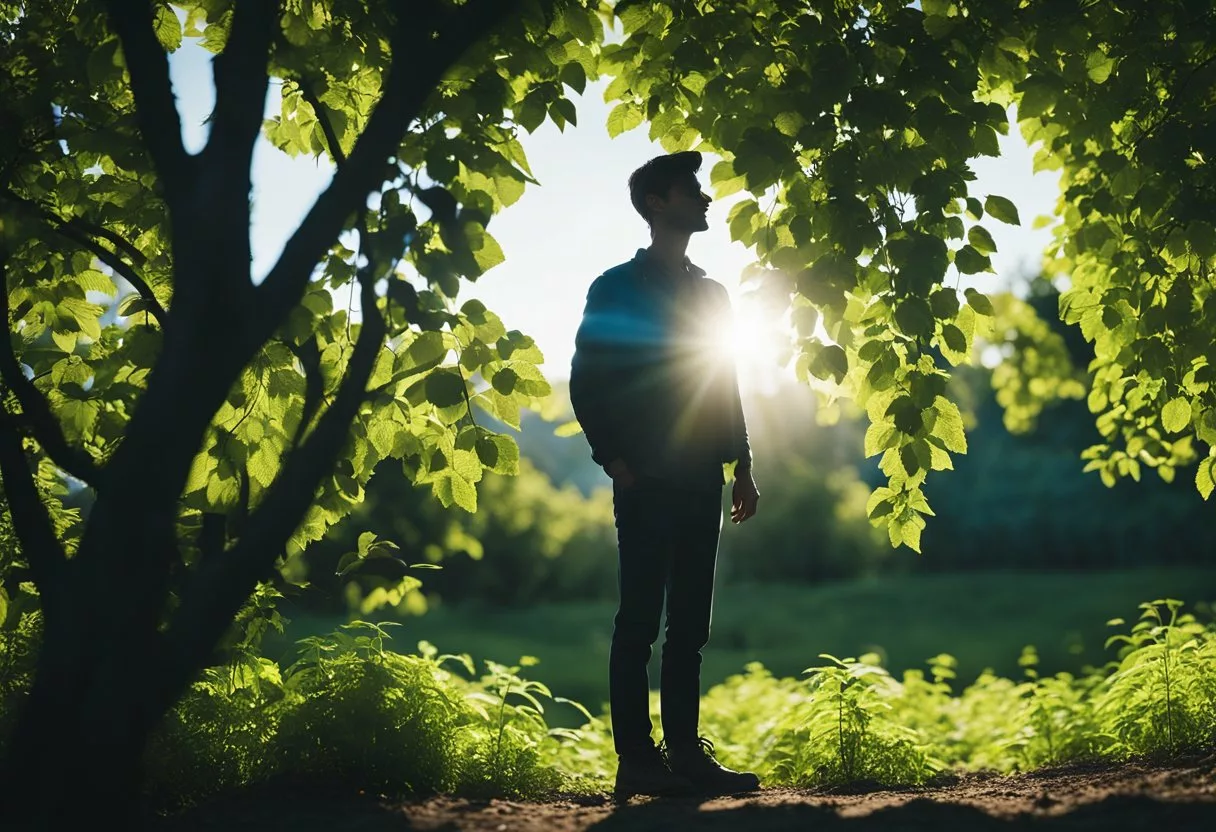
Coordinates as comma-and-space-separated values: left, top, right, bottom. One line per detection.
569, 248, 752, 490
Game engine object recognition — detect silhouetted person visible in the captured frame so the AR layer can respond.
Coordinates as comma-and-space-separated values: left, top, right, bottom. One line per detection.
569, 151, 761, 798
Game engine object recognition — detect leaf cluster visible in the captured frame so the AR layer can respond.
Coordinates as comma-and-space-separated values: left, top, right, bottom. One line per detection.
605, 0, 1216, 546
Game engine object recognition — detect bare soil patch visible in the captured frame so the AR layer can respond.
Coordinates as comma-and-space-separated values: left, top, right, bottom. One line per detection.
160, 750, 1216, 831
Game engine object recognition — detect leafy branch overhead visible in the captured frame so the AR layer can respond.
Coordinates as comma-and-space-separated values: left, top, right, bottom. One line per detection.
603, 0, 1215, 550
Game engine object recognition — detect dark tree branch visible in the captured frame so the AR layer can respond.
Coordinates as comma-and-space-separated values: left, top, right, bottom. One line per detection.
167, 275, 386, 678
0, 258, 101, 485
63, 215, 147, 267
102, 1, 193, 203
52, 221, 169, 328
285, 337, 324, 450
0, 405, 68, 618
198, 512, 226, 561
147, 0, 521, 712
204, 1, 279, 184
0, 190, 167, 327
253, 0, 523, 343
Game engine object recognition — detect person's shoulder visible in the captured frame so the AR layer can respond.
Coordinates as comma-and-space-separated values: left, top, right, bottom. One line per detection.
692, 274, 731, 302
601, 257, 643, 282
586, 260, 639, 298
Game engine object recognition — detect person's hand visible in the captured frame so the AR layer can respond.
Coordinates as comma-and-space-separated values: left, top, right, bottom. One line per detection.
731, 469, 759, 524
606, 458, 636, 489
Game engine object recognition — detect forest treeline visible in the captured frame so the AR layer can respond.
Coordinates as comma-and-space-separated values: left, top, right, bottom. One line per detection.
301, 285, 1216, 616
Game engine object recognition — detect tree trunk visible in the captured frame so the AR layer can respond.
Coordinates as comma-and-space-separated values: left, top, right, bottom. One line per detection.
4, 565, 169, 827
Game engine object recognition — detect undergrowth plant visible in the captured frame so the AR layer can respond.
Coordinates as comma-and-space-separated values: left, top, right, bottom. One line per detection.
1095, 600, 1216, 756
801, 653, 943, 786
4, 597, 1216, 807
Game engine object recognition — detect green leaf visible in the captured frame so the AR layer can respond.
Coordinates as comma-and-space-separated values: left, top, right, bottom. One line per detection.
152, 3, 183, 51
1085, 51, 1115, 84
554, 419, 582, 437
965, 288, 994, 317
450, 473, 478, 512
973, 124, 1000, 157
479, 433, 520, 475
888, 395, 923, 435
1161, 397, 1192, 434
1017, 77, 1058, 119
984, 195, 1020, 226
514, 89, 548, 133
864, 420, 898, 457
931, 397, 967, 453
400, 331, 448, 376
954, 245, 992, 275
809, 344, 848, 384
967, 225, 997, 255
607, 101, 643, 137
424, 369, 466, 407
433, 472, 477, 512
491, 366, 518, 395
774, 111, 805, 137
1198, 457, 1216, 500
900, 516, 925, 553
929, 288, 960, 319
472, 229, 506, 273
561, 5, 596, 42
894, 297, 935, 339
248, 442, 281, 488
941, 323, 968, 356
560, 60, 587, 95
551, 96, 578, 128
866, 489, 895, 521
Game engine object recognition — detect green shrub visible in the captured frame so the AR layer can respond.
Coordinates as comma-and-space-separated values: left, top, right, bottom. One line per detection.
3, 597, 1215, 806
1094, 600, 1216, 756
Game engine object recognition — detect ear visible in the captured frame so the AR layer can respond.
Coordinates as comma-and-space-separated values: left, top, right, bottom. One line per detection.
645, 192, 666, 216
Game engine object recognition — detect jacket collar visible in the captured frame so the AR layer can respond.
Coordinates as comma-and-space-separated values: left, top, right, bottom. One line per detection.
633, 247, 706, 280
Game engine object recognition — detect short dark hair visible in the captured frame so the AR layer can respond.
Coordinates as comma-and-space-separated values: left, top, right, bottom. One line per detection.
627, 151, 702, 226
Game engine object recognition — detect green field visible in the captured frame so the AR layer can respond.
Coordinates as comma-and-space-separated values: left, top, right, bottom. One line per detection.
270, 568, 1216, 727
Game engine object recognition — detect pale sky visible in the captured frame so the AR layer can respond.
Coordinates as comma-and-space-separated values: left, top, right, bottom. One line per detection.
166, 29, 1060, 388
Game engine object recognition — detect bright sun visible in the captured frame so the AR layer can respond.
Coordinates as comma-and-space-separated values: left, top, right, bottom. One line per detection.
713, 295, 790, 386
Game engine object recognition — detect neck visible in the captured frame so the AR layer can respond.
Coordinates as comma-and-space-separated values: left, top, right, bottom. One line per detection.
647, 228, 692, 276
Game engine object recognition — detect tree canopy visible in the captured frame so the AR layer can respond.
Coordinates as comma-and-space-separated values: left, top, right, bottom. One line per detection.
0, 0, 1213, 820
601, 0, 1214, 550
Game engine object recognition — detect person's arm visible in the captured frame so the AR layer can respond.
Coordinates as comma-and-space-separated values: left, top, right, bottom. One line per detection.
727, 383, 757, 522
570, 276, 629, 474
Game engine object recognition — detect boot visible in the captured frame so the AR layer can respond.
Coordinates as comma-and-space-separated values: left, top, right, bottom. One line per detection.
664, 736, 761, 795
613, 742, 694, 798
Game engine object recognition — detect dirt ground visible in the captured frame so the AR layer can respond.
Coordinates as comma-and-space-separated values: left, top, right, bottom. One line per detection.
160, 750, 1216, 831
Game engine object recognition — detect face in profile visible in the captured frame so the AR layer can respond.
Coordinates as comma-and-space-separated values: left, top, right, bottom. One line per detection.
649, 175, 712, 233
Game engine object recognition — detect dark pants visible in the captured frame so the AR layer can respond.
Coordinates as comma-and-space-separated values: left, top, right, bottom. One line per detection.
609, 477, 723, 756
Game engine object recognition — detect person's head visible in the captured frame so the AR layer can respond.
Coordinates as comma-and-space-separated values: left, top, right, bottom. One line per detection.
627, 151, 711, 235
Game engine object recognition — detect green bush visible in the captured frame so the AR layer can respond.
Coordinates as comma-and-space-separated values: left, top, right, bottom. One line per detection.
3, 596, 1215, 808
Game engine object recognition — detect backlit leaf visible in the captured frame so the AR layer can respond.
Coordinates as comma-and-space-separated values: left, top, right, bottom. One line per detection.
983, 195, 1020, 226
